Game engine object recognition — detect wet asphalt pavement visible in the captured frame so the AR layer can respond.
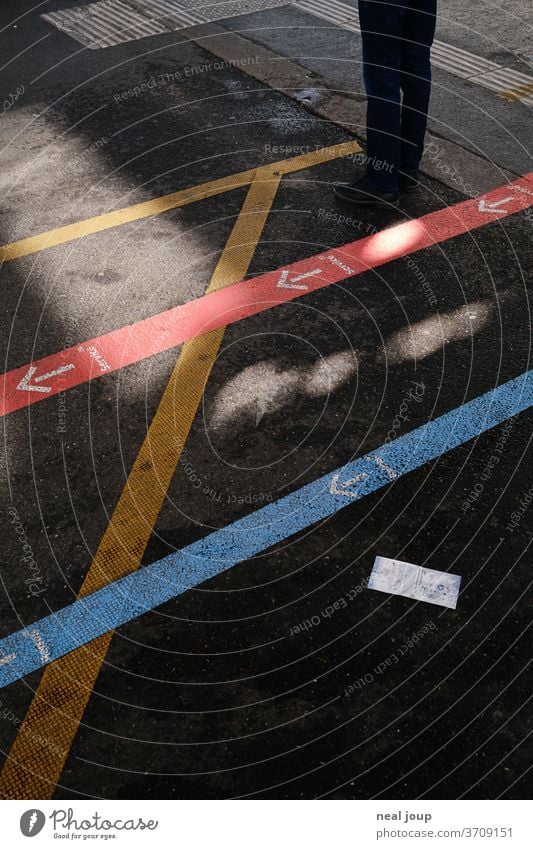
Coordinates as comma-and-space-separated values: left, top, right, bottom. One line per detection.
0, 1, 531, 800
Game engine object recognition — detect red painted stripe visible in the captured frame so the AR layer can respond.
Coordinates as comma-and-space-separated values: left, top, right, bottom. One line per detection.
2, 175, 532, 417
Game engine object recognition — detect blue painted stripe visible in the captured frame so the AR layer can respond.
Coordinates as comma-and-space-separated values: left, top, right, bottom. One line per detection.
1, 371, 531, 688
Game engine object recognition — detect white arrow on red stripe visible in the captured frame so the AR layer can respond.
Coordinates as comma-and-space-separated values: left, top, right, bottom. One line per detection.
17, 364, 75, 393
277, 268, 322, 290
478, 196, 513, 214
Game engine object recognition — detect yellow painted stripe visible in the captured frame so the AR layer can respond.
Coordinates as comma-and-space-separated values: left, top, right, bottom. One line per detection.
0, 141, 361, 264
0, 167, 281, 799
0, 171, 255, 264
0, 141, 361, 799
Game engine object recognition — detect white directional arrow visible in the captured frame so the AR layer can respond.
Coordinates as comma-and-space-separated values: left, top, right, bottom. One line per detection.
370, 455, 398, 481
478, 196, 513, 214
0, 653, 15, 666
17, 363, 75, 393
277, 268, 322, 290
330, 472, 369, 499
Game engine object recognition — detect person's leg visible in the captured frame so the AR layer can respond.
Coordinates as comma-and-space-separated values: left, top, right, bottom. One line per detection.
358, 0, 408, 192
399, 0, 437, 177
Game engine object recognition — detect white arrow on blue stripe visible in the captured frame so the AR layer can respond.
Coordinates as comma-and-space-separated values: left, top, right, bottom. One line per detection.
0, 370, 531, 688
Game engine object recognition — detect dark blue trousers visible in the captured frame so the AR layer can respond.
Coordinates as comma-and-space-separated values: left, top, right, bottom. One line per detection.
358, 0, 437, 191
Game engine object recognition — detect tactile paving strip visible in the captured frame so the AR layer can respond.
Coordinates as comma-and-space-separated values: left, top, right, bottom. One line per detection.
294, 0, 533, 100
43, 0, 290, 49
171, 0, 289, 16
42, 0, 170, 49
42, 0, 533, 98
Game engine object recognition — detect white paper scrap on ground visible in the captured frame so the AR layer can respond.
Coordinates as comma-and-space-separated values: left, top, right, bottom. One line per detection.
369, 556, 461, 609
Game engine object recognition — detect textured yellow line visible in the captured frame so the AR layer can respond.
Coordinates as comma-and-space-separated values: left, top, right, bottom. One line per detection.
0, 141, 361, 800
0, 141, 360, 264
0, 171, 255, 264
0, 167, 281, 799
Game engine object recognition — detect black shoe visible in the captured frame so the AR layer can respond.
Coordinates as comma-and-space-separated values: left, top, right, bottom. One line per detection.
334, 177, 399, 208
399, 171, 420, 193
